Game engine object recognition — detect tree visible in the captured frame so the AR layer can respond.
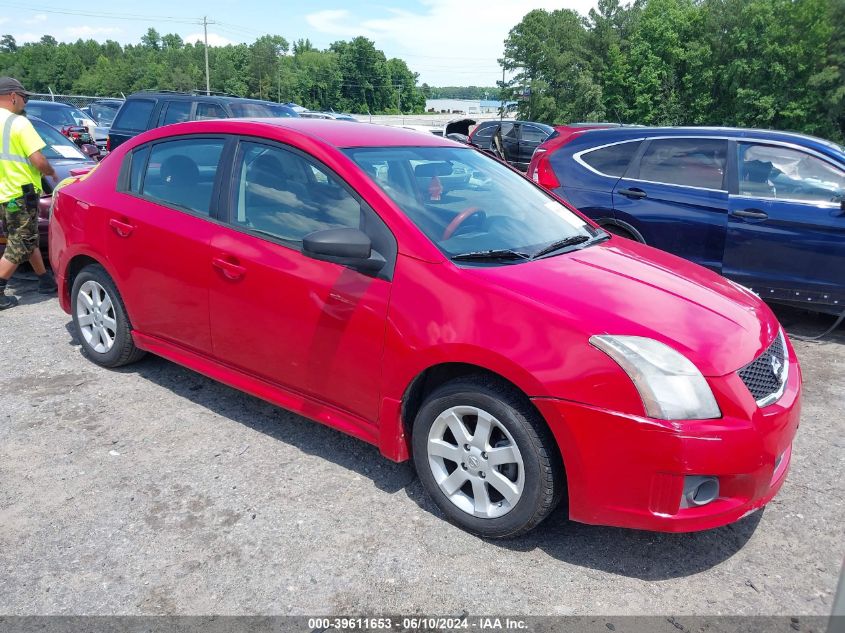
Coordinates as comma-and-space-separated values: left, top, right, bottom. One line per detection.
0, 35, 17, 53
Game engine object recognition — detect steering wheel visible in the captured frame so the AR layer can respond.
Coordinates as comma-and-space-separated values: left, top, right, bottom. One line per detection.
442, 206, 485, 240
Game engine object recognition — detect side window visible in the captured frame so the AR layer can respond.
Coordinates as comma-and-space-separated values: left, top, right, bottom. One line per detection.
195, 102, 226, 120
501, 122, 517, 139
472, 124, 495, 140
160, 100, 191, 126
637, 138, 727, 190
112, 99, 155, 132
128, 146, 150, 193
231, 142, 362, 243
581, 141, 643, 177
521, 125, 548, 144
738, 143, 845, 203
140, 138, 225, 215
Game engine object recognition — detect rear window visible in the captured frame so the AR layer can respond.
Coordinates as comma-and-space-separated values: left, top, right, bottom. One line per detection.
581, 141, 642, 177
113, 99, 155, 132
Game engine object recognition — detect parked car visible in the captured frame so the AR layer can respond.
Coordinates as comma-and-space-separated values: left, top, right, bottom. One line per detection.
0, 117, 96, 261
107, 92, 299, 151
81, 99, 125, 152
468, 120, 554, 171
298, 111, 334, 120
527, 126, 845, 315
50, 119, 800, 538
24, 100, 97, 142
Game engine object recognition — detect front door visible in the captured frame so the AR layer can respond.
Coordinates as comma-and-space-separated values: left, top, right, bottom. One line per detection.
208, 139, 395, 422
723, 141, 845, 308
612, 137, 730, 272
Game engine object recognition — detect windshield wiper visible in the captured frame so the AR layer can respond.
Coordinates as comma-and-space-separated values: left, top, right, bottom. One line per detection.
451, 248, 531, 262
530, 235, 591, 259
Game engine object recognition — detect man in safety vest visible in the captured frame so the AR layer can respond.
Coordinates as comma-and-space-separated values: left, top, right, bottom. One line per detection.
0, 77, 58, 310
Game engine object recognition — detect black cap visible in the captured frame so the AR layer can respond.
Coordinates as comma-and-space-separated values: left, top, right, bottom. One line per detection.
0, 77, 34, 96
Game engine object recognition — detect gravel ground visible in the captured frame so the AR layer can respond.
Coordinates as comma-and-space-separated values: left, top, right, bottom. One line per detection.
0, 271, 843, 616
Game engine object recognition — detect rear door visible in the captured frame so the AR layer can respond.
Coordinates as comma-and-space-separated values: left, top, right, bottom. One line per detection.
723, 140, 845, 307
207, 138, 395, 422
106, 135, 228, 354
612, 136, 729, 272
518, 124, 548, 171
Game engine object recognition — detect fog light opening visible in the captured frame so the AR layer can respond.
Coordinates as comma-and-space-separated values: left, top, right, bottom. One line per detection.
682, 476, 720, 508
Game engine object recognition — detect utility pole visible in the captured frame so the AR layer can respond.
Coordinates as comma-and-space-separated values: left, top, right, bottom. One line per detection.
398, 85, 402, 125
500, 67, 505, 122
202, 16, 214, 95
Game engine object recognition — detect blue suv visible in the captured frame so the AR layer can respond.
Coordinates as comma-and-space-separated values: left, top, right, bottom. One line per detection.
528, 127, 845, 314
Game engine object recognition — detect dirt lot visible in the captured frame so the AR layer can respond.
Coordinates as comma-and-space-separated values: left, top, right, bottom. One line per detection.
0, 270, 843, 616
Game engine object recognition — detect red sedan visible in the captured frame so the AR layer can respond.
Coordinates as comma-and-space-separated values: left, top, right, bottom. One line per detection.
49, 119, 801, 538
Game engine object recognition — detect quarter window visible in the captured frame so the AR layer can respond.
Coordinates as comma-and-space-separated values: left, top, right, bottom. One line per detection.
738, 143, 845, 203
581, 141, 642, 177
140, 138, 225, 215
231, 142, 362, 242
112, 99, 155, 132
637, 138, 727, 190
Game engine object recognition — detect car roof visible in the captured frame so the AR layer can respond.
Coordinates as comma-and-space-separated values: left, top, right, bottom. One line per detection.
140, 118, 457, 149
573, 126, 845, 155
27, 100, 73, 108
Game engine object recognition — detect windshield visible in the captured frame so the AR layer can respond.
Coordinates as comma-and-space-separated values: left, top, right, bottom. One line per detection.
343, 146, 599, 260
30, 119, 87, 161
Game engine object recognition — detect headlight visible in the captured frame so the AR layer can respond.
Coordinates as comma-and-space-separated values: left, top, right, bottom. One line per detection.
590, 335, 721, 420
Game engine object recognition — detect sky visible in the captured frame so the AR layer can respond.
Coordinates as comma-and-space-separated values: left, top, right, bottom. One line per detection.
0, 0, 598, 86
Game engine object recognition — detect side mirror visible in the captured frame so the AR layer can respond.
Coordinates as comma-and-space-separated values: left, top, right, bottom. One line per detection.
302, 228, 385, 274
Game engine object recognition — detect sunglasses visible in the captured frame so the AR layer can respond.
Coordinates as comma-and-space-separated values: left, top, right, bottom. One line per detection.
14, 92, 29, 104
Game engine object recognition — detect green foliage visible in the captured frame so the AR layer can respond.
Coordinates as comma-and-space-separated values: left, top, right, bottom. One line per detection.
0, 30, 426, 114
501, 0, 845, 141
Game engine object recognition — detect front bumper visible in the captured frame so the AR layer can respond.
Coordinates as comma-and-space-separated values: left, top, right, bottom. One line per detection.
533, 347, 802, 533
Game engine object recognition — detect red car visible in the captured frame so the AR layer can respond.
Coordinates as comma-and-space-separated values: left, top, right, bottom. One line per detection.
49, 119, 801, 538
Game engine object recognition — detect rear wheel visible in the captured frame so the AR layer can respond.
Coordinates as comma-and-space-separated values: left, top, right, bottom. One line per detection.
71, 264, 145, 368
412, 376, 563, 538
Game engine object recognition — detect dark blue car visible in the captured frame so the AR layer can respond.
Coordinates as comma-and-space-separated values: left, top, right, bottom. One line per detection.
528, 127, 845, 314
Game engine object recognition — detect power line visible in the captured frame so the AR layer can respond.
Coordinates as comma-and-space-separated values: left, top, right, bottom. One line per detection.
0, 2, 200, 24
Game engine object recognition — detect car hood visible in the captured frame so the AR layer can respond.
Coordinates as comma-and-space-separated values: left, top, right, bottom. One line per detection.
470, 239, 779, 376
51, 158, 96, 182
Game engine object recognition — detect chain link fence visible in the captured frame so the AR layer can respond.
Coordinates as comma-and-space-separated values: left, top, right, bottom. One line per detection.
29, 91, 125, 110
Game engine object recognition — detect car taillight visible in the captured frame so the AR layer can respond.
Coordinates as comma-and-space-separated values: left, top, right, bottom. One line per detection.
534, 151, 561, 190
106, 136, 111, 152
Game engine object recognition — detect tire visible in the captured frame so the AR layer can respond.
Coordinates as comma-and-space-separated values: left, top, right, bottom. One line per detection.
71, 264, 145, 368
412, 376, 563, 538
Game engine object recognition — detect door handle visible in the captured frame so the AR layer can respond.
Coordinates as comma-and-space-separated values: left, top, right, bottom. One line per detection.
731, 209, 769, 220
212, 256, 246, 280
618, 188, 647, 200
108, 217, 135, 237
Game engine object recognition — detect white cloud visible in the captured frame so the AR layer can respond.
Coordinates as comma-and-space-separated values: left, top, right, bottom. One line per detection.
65, 26, 122, 38
23, 13, 47, 25
306, 10, 378, 39
0, 17, 9, 25
306, 0, 598, 85
183, 32, 235, 47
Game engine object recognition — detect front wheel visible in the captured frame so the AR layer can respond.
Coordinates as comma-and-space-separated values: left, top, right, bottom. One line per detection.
71, 264, 145, 368
412, 376, 563, 538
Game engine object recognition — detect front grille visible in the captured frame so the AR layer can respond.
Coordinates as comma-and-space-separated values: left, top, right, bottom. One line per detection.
738, 331, 788, 405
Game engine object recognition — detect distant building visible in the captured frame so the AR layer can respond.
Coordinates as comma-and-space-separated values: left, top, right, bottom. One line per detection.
425, 98, 516, 115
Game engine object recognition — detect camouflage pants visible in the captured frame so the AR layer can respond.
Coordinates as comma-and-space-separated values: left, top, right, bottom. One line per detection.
0, 197, 38, 265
